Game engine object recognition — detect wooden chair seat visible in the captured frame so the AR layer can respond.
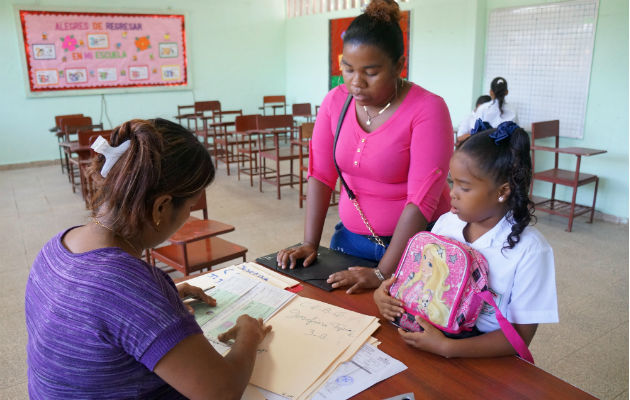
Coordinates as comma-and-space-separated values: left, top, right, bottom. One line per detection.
148, 191, 248, 275
168, 218, 234, 244
151, 236, 247, 275
533, 168, 598, 187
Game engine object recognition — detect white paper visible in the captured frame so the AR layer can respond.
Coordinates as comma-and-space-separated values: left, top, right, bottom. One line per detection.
196, 275, 296, 355
257, 343, 407, 400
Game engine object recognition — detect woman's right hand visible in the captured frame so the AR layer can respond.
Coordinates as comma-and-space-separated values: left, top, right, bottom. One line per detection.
373, 277, 404, 321
276, 242, 318, 269
217, 315, 271, 346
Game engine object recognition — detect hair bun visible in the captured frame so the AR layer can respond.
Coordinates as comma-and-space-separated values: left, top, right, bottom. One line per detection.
364, 0, 401, 24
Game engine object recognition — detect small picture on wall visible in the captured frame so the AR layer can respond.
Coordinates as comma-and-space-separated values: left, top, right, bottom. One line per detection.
34, 69, 58, 85
65, 68, 88, 83
87, 33, 109, 50
32, 44, 56, 60
97, 67, 117, 82
161, 65, 181, 81
129, 65, 149, 80
159, 42, 178, 58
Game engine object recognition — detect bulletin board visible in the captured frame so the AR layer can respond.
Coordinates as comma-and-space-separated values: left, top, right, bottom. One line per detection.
329, 11, 410, 89
484, 0, 598, 139
17, 8, 189, 96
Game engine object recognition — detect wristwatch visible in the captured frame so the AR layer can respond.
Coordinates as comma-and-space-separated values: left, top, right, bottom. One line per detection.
374, 268, 385, 282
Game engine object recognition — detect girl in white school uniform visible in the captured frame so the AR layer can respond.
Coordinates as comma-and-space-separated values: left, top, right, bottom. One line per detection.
458, 77, 518, 142
374, 121, 558, 358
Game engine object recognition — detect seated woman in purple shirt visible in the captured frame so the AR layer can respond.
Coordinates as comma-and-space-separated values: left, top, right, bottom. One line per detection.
25, 118, 271, 399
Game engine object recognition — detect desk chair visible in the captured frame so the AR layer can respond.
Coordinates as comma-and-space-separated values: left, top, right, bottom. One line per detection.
292, 103, 313, 124
173, 104, 195, 125
186, 101, 222, 143
529, 120, 607, 232
259, 95, 287, 115
292, 122, 314, 208
52, 114, 84, 173
235, 114, 268, 187
60, 117, 103, 184
258, 115, 302, 200
148, 191, 248, 276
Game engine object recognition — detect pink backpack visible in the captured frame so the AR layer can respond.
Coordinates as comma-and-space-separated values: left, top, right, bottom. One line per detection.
389, 231, 534, 363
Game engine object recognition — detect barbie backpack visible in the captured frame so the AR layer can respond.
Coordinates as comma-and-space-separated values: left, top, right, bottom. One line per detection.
389, 231, 534, 363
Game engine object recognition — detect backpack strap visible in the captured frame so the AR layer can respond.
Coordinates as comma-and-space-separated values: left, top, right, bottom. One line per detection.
477, 291, 535, 364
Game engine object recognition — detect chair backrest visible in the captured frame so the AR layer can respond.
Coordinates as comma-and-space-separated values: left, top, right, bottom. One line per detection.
263, 95, 285, 105
190, 190, 209, 219
299, 122, 315, 140
55, 113, 83, 130
531, 120, 560, 141
235, 114, 260, 132
195, 101, 221, 114
259, 114, 293, 130
292, 103, 311, 117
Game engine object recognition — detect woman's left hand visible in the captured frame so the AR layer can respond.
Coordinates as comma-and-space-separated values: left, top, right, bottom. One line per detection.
327, 266, 382, 294
397, 316, 449, 357
177, 283, 217, 314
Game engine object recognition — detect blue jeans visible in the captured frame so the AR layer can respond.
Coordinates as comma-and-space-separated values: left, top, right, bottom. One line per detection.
329, 222, 389, 262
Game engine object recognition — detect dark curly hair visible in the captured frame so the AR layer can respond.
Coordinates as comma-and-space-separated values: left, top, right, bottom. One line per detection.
457, 126, 535, 249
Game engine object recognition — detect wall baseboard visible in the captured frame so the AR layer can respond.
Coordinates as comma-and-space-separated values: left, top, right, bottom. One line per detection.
0, 159, 57, 171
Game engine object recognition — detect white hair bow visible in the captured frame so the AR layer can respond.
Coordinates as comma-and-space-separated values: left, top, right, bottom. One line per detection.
91, 136, 131, 177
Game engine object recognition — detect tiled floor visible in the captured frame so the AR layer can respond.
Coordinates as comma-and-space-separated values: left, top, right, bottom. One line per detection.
0, 163, 627, 399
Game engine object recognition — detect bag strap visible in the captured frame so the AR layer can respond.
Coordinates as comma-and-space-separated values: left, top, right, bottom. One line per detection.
333, 94, 355, 199
333, 94, 386, 248
477, 291, 535, 364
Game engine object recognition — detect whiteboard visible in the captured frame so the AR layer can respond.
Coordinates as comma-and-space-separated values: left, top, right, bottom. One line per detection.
484, 0, 598, 138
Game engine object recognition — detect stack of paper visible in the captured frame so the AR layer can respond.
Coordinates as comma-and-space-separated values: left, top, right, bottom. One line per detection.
181, 263, 405, 399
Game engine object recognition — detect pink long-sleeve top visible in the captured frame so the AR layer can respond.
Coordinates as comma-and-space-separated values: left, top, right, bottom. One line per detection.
308, 84, 453, 236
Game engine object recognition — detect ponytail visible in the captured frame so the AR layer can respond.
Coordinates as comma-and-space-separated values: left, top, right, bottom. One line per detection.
490, 77, 508, 115
88, 118, 215, 240
457, 122, 534, 249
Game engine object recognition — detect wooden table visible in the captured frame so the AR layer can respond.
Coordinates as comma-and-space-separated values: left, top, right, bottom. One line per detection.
179, 266, 596, 399
289, 282, 595, 399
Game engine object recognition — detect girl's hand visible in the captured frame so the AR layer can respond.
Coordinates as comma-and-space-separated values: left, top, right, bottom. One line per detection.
277, 242, 318, 269
373, 276, 404, 321
398, 316, 449, 357
327, 266, 381, 294
177, 283, 217, 314
218, 315, 272, 345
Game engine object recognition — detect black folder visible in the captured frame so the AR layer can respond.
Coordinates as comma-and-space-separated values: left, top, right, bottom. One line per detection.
255, 244, 377, 291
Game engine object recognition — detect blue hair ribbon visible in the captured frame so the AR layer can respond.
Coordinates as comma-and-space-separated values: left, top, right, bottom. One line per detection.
489, 121, 519, 144
470, 118, 492, 136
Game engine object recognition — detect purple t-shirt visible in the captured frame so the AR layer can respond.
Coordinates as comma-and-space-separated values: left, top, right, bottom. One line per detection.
25, 228, 202, 399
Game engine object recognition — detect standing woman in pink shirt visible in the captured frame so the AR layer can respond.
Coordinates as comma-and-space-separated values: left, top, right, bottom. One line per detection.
277, 0, 453, 293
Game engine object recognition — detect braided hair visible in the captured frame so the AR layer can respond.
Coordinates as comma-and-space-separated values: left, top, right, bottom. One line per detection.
343, 0, 404, 64
490, 77, 508, 115
457, 123, 535, 249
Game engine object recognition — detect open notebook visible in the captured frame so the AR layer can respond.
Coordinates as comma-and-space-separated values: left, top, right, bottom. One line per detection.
255, 245, 377, 291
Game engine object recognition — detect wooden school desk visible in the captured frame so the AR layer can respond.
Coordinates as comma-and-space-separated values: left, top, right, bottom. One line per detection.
178, 267, 596, 399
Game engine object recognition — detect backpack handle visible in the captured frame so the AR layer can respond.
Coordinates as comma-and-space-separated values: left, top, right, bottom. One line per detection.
477, 291, 534, 364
